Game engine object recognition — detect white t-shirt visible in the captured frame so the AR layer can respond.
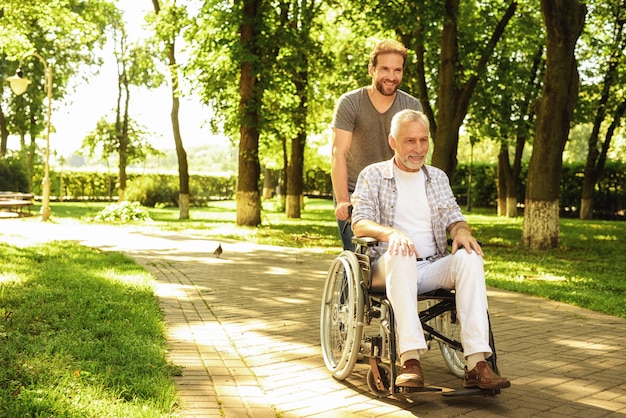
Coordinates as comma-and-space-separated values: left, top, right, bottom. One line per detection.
392, 165, 437, 258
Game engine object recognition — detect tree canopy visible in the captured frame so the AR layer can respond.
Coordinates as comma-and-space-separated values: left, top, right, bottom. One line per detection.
1, 0, 625, 240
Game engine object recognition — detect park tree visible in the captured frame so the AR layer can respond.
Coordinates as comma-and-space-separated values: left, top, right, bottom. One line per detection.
264, 0, 328, 218
0, 0, 117, 179
522, 0, 586, 250
81, 116, 162, 180
187, 0, 298, 226
466, 5, 545, 217
577, 1, 626, 220
149, 0, 191, 220
261, 7, 372, 211
234, 0, 265, 226
110, 25, 165, 200
427, 0, 517, 179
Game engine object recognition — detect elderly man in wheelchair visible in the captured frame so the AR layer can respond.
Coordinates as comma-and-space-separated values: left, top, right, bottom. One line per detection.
321, 109, 509, 395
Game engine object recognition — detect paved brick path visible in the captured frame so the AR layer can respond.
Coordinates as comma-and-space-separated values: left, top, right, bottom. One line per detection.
2, 219, 626, 417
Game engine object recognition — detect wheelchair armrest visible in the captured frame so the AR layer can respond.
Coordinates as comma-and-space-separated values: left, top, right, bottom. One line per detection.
351, 236, 379, 247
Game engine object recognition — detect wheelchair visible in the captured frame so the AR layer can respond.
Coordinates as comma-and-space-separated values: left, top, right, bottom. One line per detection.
320, 236, 501, 398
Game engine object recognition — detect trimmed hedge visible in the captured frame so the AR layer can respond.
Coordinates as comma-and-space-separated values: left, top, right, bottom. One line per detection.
4, 161, 625, 219
453, 161, 625, 219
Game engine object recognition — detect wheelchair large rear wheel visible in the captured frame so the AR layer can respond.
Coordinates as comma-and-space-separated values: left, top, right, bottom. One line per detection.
320, 251, 364, 380
435, 309, 466, 378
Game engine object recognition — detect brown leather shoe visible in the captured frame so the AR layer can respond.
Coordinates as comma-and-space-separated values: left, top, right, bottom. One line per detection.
395, 359, 424, 388
464, 361, 510, 389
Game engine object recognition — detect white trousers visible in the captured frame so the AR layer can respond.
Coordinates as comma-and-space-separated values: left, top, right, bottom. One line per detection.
381, 250, 493, 358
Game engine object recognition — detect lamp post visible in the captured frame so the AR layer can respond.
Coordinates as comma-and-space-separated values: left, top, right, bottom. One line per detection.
5, 52, 53, 221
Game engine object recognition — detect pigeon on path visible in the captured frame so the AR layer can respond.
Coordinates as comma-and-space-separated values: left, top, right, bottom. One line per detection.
213, 243, 223, 258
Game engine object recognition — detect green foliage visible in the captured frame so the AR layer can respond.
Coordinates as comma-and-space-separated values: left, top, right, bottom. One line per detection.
454, 163, 500, 208
576, 1, 626, 125
190, 174, 236, 202
91, 201, 153, 223
0, 241, 179, 416
466, 3, 545, 146
304, 167, 333, 197
54, 170, 117, 200
1, 0, 119, 142
125, 175, 178, 207
81, 117, 164, 164
36, 170, 238, 203
454, 161, 626, 220
0, 155, 29, 192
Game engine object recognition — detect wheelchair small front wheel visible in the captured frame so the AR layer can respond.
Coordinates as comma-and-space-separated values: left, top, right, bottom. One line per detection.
366, 362, 392, 398
320, 251, 364, 380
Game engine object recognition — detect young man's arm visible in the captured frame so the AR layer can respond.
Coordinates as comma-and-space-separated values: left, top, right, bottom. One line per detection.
331, 127, 353, 221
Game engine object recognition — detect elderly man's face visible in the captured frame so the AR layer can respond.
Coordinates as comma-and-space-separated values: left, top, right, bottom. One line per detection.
389, 119, 429, 172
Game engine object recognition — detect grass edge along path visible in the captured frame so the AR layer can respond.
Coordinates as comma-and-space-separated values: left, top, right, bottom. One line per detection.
0, 241, 180, 418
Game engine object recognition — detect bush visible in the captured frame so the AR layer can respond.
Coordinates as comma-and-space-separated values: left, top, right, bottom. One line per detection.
0, 155, 29, 192
91, 201, 152, 223
126, 175, 178, 207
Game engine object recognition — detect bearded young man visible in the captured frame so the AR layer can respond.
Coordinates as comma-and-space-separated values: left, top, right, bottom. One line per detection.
330, 39, 422, 250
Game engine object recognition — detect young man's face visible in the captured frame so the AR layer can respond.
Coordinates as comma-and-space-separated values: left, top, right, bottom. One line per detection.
389, 119, 429, 172
369, 53, 404, 96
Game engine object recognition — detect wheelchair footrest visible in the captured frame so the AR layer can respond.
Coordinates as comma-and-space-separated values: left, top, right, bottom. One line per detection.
399, 386, 443, 393
441, 387, 501, 397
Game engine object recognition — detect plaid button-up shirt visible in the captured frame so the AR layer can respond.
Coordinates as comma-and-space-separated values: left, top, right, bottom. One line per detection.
351, 157, 466, 260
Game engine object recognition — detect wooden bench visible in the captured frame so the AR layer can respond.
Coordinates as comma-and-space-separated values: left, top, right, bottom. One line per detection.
0, 192, 34, 216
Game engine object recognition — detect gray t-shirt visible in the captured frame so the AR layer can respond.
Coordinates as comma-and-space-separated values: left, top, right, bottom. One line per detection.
331, 87, 422, 192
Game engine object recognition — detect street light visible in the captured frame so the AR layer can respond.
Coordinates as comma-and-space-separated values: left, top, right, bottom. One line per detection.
5, 52, 53, 221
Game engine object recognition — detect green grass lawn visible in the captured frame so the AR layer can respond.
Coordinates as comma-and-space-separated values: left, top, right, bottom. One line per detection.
0, 241, 180, 417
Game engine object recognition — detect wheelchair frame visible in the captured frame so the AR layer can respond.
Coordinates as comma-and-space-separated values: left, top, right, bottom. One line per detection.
320, 236, 500, 397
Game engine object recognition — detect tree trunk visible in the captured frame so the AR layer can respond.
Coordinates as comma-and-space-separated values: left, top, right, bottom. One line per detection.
172, 80, 189, 220
118, 76, 131, 202
497, 146, 509, 217
152, 0, 190, 220
500, 46, 542, 218
431, 0, 461, 178
522, 200, 560, 250
236, 0, 262, 226
286, 73, 307, 219
0, 105, 8, 157
285, 129, 305, 219
115, 40, 126, 202
262, 168, 275, 200
580, 197, 593, 220
522, 0, 586, 250
430, 0, 517, 178
580, 98, 626, 220
506, 197, 518, 218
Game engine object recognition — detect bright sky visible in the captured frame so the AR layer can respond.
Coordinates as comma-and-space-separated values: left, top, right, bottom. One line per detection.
49, 1, 215, 158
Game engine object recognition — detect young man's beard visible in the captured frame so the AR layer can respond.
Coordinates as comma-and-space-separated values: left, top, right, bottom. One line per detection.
376, 79, 399, 96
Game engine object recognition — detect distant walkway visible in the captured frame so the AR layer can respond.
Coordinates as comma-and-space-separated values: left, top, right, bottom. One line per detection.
2, 218, 626, 417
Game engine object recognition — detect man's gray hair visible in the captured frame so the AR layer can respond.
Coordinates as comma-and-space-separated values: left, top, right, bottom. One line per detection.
390, 109, 430, 139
